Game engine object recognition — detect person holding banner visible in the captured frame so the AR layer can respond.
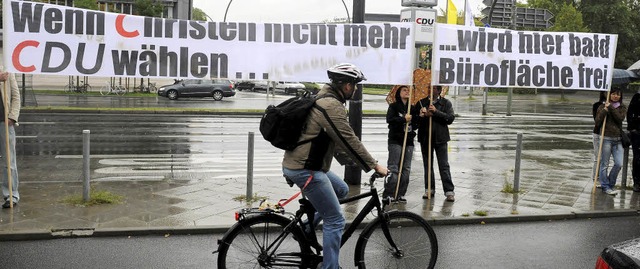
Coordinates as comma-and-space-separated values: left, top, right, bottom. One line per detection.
416, 86, 456, 202
0, 69, 20, 208
595, 87, 627, 196
626, 91, 640, 192
383, 86, 418, 203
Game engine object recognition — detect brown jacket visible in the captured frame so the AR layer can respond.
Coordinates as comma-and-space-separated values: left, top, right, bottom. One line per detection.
282, 85, 377, 172
595, 103, 627, 138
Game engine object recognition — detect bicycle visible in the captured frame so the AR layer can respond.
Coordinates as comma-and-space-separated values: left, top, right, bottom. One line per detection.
65, 80, 91, 93
99, 82, 126, 96
134, 81, 157, 93
214, 173, 438, 268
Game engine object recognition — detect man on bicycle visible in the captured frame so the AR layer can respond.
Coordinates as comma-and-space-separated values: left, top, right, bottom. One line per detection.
282, 63, 388, 269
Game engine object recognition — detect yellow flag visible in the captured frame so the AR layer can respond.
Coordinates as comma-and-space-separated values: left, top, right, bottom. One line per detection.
447, 0, 458, 24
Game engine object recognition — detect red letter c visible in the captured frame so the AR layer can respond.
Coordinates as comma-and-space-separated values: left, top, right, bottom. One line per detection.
116, 14, 139, 38
12, 40, 39, 72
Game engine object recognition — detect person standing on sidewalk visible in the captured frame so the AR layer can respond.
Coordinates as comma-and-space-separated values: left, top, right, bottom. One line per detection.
592, 91, 606, 187
0, 69, 20, 208
282, 63, 388, 269
626, 90, 640, 192
416, 86, 456, 202
595, 87, 626, 195
382, 86, 418, 203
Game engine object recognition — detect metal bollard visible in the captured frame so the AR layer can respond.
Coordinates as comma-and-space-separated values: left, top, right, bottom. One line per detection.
247, 132, 254, 201
514, 132, 523, 192
82, 130, 90, 202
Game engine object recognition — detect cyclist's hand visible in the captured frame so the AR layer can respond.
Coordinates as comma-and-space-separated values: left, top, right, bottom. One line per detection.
374, 164, 389, 177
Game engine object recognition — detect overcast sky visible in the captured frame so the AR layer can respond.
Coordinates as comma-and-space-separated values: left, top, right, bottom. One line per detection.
193, 0, 488, 23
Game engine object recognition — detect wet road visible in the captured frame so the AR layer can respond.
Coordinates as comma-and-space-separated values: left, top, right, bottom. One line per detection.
17, 110, 596, 185
2, 215, 638, 268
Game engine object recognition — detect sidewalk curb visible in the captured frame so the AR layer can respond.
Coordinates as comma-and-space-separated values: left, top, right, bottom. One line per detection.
2, 210, 637, 241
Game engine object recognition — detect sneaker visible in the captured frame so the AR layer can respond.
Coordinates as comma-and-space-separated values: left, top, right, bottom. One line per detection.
605, 189, 619, 196
397, 196, 407, 203
445, 195, 456, 202
2, 200, 16, 208
422, 191, 435, 199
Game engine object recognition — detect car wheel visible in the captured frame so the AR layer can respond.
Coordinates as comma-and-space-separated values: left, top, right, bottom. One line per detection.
213, 91, 223, 101
167, 90, 178, 100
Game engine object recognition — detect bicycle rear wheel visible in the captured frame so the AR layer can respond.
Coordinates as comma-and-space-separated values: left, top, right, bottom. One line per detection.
100, 85, 109, 95
355, 211, 438, 269
217, 214, 312, 269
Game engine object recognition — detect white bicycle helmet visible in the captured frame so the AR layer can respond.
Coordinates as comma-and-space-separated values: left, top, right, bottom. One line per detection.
327, 63, 366, 84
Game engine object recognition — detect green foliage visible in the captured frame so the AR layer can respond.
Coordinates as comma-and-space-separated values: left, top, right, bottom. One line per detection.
74, 0, 98, 10
61, 189, 123, 207
473, 210, 488, 216
133, 0, 164, 17
192, 7, 207, 21
550, 3, 588, 32
579, 0, 640, 68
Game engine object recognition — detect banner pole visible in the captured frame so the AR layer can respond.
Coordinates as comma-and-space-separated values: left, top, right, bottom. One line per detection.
394, 86, 413, 200
427, 85, 433, 200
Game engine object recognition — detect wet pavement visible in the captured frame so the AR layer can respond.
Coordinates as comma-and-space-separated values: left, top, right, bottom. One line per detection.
1, 89, 639, 241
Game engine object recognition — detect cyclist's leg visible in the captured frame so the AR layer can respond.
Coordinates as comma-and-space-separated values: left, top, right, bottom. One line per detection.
283, 168, 344, 269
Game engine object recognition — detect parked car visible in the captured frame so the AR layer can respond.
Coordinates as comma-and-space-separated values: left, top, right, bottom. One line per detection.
157, 79, 235, 101
234, 81, 255, 91
596, 237, 640, 268
274, 81, 306, 95
253, 80, 274, 92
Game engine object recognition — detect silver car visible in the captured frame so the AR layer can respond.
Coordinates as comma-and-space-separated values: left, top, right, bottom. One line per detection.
157, 79, 236, 101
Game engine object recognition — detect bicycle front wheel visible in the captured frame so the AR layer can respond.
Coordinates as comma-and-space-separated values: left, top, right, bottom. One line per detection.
355, 211, 438, 269
217, 213, 312, 269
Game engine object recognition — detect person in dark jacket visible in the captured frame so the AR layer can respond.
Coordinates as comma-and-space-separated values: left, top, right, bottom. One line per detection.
383, 86, 419, 203
592, 91, 606, 186
595, 87, 627, 195
416, 86, 456, 202
627, 90, 640, 192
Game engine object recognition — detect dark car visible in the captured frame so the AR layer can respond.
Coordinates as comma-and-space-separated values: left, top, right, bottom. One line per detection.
234, 81, 255, 91
596, 237, 640, 269
157, 79, 235, 101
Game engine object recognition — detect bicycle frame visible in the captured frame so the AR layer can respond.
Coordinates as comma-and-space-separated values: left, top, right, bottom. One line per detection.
287, 174, 401, 254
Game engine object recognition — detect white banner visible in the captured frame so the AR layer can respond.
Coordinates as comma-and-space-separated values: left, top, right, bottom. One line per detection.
2, 0, 415, 84
432, 24, 618, 91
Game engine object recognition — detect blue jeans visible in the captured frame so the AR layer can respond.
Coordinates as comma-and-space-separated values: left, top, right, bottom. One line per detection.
0, 124, 18, 203
383, 143, 413, 198
598, 136, 623, 192
282, 168, 348, 269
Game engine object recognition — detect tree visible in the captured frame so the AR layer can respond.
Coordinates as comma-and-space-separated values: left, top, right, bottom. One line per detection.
74, 0, 98, 10
579, 0, 640, 68
549, 3, 588, 32
192, 7, 207, 21
133, 0, 164, 18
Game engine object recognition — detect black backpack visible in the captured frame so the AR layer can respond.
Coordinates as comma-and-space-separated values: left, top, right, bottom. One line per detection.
260, 93, 333, 150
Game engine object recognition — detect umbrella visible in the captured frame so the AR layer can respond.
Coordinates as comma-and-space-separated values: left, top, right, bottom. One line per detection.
386, 69, 433, 105
412, 69, 432, 106
628, 59, 640, 72
612, 68, 640, 85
